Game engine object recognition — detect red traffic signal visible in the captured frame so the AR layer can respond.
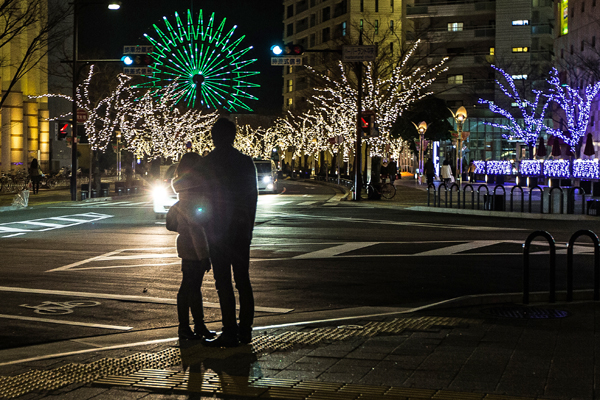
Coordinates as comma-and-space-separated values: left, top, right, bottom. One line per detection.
122, 54, 153, 67
57, 121, 71, 140
285, 44, 304, 55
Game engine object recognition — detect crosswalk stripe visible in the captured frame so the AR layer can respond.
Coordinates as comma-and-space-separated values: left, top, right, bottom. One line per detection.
297, 201, 316, 206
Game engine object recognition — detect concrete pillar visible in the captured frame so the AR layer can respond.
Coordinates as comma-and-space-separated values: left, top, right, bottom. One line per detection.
39, 109, 49, 171
24, 99, 38, 168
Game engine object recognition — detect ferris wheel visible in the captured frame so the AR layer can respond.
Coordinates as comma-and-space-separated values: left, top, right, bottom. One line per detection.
142, 9, 260, 112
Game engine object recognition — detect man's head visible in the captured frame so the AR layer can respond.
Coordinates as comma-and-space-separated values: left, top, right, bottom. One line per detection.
211, 118, 236, 148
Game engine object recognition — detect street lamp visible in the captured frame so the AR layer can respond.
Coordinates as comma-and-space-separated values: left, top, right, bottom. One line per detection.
450, 106, 468, 184
70, 0, 120, 201
412, 121, 428, 181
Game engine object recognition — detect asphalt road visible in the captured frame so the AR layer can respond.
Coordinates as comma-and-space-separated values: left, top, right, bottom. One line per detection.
0, 180, 598, 351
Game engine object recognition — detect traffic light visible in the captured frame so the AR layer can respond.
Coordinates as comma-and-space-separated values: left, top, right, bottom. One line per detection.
121, 54, 153, 67
271, 44, 305, 56
361, 114, 375, 137
57, 121, 71, 140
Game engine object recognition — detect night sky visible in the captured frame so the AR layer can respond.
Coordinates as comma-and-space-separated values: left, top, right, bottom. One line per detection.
78, 0, 284, 113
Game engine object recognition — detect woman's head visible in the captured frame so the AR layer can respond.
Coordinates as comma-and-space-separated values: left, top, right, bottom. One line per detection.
176, 152, 201, 177
31, 158, 38, 168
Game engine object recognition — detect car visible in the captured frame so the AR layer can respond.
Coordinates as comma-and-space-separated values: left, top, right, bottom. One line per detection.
152, 163, 178, 218
254, 159, 278, 194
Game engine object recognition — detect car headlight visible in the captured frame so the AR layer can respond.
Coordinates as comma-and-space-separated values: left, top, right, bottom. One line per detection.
262, 176, 272, 183
153, 185, 167, 201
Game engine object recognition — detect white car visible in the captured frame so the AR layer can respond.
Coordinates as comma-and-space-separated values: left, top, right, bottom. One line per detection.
152, 163, 178, 218
254, 159, 278, 194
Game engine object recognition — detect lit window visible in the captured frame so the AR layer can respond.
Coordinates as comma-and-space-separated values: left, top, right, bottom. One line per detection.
375, 20, 379, 34
511, 74, 528, 80
342, 21, 347, 36
390, 20, 394, 33
287, 66, 293, 74
448, 75, 463, 84
287, 98, 293, 107
448, 22, 463, 32
512, 47, 529, 53
512, 20, 530, 26
359, 19, 363, 31
489, 47, 495, 55
288, 79, 293, 93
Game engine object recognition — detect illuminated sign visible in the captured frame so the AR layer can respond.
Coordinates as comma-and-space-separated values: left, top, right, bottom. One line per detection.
561, 0, 568, 35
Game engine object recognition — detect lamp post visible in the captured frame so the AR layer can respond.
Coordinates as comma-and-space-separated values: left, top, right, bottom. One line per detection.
413, 121, 428, 180
70, 0, 121, 201
450, 106, 467, 184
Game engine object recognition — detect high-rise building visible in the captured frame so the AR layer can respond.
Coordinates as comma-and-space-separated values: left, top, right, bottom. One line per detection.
405, 0, 555, 162
554, 0, 600, 158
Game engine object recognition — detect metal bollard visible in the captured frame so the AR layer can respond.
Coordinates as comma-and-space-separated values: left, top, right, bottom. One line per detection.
523, 230, 556, 304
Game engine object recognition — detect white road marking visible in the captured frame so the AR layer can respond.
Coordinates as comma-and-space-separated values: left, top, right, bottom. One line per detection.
416, 241, 499, 256
0, 212, 112, 238
297, 201, 317, 206
294, 242, 379, 259
272, 201, 292, 206
0, 314, 132, 330
0, 286, 293, 313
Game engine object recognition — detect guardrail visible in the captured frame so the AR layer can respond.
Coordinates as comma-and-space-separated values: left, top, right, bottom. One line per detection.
428, 183, 590, 215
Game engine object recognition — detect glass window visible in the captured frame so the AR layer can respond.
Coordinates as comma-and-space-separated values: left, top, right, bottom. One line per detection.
323, 6, 330, 21
512, 20, 529, 25
448, 75, 463, 84
287, 98, 293, 107
512, 47, 529, 52
375, 0, 379, 12
287, 4, 294, 18
360, 19, 363, 31
390, 0, 394, 12
593, 36, 596, 48
489, 47, 495, 55
390, 20, 394, 32
447, 22, 463, 32
375, 20, 379, 34
342, 21, 347, 36
288, 79, 293, 93
360, 0, 363, 12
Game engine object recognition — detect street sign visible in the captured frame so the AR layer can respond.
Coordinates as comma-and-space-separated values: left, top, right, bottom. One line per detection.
123, 45, 154, 54
76, 108, 88, 124
123, 67, 153, 75
271, 56, 303, 66
342, 45, 377, 62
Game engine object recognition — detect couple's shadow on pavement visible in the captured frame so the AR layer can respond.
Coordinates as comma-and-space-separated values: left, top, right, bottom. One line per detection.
180, 341, 262, 399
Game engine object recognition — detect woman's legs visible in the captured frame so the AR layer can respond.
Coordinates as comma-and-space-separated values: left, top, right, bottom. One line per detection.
178, 259, 213, 338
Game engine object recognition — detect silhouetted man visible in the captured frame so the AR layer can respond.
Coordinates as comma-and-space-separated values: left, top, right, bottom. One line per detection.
203, 118, 258, 347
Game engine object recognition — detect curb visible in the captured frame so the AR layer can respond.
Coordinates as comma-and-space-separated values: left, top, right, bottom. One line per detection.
407, 205, 599, 221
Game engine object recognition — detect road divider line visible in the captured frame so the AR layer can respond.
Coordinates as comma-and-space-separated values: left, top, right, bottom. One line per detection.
0, 314, 132, 330
46, 249, 125, 272
293, 242, 379, 259
0, 286, 293, 313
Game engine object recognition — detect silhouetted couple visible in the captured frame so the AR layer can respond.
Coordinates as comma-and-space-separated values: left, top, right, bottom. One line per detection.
171, 118, 258, 347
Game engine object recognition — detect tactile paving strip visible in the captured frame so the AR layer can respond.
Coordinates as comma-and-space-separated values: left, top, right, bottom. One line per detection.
0, 316, 480, 399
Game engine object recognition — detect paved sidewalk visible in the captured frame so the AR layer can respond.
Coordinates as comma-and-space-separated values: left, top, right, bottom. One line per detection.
1, 300, 598, 399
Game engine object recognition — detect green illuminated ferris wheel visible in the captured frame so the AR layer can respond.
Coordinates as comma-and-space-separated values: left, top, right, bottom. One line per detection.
142, 9, 259, 111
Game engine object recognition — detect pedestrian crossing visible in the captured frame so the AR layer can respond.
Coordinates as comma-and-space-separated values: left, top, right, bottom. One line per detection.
49, 201, 151, 209
0, 212, 113, 238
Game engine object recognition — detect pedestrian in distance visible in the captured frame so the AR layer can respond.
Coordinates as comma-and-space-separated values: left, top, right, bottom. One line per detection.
203, 118, 258, 348
28, 158, 43, 194
380, 159, 389, 182
388, 158, 397, 185
440, 159, 453, 186
423, 158, 435, 186
467, 160, 476, 183
169, 152, 216, 341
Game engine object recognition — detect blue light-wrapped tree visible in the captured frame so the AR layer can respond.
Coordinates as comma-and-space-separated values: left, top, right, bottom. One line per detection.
478, 65, 551, 159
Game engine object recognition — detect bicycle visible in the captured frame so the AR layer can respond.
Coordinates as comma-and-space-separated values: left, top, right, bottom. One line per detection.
351, 181, 396, 200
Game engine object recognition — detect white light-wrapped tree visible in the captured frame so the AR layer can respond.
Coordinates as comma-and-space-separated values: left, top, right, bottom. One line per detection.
308, 40, 448, 158
119, 83, 219, 160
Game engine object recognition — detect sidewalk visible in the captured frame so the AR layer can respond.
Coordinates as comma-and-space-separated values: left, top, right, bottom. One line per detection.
1, 300, 597, 399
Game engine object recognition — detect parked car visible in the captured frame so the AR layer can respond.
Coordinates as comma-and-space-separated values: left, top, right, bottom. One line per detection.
254, 159, 278, 194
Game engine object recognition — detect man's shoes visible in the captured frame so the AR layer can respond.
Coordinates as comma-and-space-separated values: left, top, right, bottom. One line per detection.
204, 333, 239, 348
178, 327, 203, 341
239, 328, 252, 344
195, 324, 217, 339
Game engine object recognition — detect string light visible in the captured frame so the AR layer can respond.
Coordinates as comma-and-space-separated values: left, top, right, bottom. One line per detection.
478, 65, 550, 152
545, 68, 600, 152
486, 160, 511, 175
543, 159, 571, 178
520, 160, 542, 176
573, 159, 600, 179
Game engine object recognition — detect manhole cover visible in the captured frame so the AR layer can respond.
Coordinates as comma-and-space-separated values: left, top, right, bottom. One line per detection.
483, 306, 570, 319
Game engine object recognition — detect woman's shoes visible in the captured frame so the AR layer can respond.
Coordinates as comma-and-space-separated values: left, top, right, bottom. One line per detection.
195, 324, 217, 339
178, 327, 203, 341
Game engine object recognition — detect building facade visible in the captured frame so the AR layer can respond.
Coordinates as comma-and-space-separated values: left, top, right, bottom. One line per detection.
0, 0, 50, 174
405, 0, 555, 163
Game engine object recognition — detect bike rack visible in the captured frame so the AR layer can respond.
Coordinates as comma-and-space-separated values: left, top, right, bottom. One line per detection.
528, 185, 544, 214
567, 230, 600, 302
568, 186, 586, 215
549, 186, 564, 214
510, 185, 525, 212
476, 184, 489, 210
448, 183, 460, 208
427, 183, 437, 206
523, 230, 556, 304
463, 184, 474, 209
437, 183, 448, 207
492, 185, 506, 211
